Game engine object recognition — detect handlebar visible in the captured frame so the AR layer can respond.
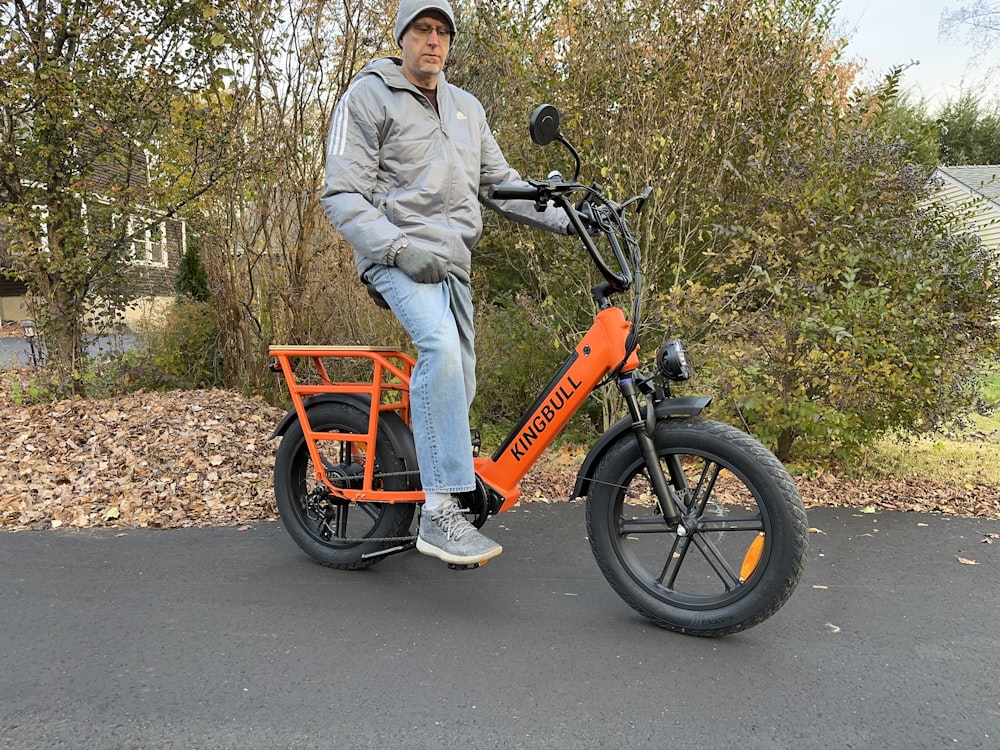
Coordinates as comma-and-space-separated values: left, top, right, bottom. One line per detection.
488, 178, 642, 302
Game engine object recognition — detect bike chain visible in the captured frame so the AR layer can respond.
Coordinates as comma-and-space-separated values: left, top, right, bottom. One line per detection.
337, 533, 417, 543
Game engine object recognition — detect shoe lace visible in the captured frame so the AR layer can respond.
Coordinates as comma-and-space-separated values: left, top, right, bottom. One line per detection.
435, 505, 476, 542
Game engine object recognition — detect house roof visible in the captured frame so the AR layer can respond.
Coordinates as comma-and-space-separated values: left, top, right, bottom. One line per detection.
930, 165, 1000, 250
934, 165, 1000, 202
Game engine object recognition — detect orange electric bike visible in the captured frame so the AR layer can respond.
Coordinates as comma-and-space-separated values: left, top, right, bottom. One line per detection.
269, 105, 808, 636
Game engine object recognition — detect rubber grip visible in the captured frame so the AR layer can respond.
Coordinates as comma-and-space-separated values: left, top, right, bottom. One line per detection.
488, 183, 540, 200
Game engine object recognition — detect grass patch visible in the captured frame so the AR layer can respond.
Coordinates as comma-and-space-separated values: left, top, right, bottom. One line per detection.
854, 366, 1000, 486
863, 427, 1000, 485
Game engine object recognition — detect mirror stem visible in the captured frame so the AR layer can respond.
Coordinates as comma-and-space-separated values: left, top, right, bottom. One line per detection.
556, 134, 581, 182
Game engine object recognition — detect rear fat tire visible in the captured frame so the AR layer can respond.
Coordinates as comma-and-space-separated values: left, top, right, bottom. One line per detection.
273, 402, 415, 569
586, 418, 808, 636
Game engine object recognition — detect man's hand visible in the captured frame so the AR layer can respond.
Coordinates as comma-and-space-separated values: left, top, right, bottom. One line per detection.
565, 214, 601, 237
394, 246, 447, 283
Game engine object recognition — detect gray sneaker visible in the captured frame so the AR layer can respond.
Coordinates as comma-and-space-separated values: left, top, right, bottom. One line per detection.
416, 500, 503, 566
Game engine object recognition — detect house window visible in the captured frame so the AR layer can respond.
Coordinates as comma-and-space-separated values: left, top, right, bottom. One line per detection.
129, 217, 169, 268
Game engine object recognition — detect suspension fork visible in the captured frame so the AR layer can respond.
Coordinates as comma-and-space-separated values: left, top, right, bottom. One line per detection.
618, 375, 684, 528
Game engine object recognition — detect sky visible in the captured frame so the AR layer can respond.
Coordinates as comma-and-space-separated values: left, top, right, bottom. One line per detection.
834, 0, 1000, 108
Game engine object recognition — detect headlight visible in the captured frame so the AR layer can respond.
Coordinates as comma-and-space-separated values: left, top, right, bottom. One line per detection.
656, 339, 692, 381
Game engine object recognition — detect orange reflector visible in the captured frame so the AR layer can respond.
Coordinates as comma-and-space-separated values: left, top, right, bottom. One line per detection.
740, 533, 765, 582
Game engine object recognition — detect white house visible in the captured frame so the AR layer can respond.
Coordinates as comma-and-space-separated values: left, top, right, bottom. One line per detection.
929, 165, 1000, 251
1, 154, 186, 331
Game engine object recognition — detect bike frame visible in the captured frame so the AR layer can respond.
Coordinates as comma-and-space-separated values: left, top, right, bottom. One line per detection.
269, 304, 639, 513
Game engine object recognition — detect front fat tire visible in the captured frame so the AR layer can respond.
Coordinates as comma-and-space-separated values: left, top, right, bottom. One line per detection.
273, 402, 415, 569
586, 418, 808, 636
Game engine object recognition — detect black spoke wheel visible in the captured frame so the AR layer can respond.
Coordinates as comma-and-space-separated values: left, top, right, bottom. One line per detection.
274, 402, 415, 569
587, 418, 807, 636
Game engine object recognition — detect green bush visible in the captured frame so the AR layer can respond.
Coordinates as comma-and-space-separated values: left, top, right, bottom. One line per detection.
133, 300, 223, 390
703, 131, 1000, 462
175, 239, 211, 302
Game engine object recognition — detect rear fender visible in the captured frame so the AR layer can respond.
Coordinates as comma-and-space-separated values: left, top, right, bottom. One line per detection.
571, 396, 712, 500
271, 394, 420, 489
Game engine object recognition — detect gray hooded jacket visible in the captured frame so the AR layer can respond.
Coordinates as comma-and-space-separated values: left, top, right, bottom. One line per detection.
321, 57, 568, 284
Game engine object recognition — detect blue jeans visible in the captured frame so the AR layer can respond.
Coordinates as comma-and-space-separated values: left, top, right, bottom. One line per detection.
364, 265, 477, 494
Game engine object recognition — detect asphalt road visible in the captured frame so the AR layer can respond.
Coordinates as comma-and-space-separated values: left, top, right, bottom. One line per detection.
0, 338, 34, 368
2, 503, 998, 749
0, 335, 135, 368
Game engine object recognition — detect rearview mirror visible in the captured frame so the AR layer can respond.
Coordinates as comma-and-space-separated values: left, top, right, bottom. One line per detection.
529, 104, 560, 146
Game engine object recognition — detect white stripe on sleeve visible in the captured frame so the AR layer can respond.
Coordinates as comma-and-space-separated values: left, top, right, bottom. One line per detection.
329, 85, 355, 157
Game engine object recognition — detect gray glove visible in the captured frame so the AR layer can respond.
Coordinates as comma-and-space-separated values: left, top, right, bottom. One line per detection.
394, 246, 447, 284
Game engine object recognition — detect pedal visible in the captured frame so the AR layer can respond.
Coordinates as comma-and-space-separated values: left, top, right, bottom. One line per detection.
447, 560, 488, 571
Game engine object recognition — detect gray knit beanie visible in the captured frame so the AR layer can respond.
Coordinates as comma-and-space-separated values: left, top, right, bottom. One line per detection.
394, 0, 457, 46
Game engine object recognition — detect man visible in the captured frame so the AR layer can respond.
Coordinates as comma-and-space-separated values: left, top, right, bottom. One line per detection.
321, 0, 569, 567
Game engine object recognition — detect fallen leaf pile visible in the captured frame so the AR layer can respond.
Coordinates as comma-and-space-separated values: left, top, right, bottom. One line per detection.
1, 378, 285, 531
2, 370, 998, 531
792, 471, 1000, 519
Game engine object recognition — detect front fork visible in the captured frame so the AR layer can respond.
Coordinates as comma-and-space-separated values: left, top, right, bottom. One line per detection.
618, 375, 686, 529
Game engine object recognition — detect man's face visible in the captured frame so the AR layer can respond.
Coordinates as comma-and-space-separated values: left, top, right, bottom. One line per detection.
400, 11, 452, 87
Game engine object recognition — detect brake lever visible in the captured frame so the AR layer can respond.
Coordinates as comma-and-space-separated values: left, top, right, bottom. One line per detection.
621, 186, 654, 214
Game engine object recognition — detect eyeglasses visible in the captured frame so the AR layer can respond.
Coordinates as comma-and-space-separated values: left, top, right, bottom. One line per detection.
409, 22, 452, 40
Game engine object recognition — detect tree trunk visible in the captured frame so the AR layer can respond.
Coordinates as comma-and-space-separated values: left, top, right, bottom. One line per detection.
775, 428, 795, 464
